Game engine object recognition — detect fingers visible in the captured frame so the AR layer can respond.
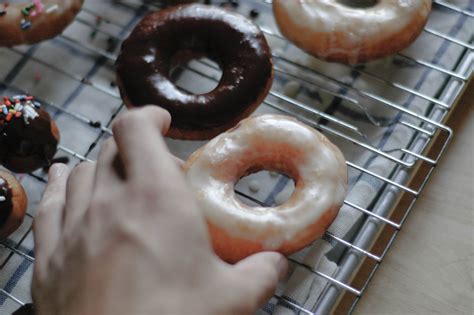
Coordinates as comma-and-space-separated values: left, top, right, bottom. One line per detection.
95, 138, 124, 186
233, 252, 288, 308
112, 106, 177, 182
63, 161, 96, 235
33, 164, 70, 271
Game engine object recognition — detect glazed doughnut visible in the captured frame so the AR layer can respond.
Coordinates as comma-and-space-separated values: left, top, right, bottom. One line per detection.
116, 4, 273, 140
0, 170, 27, 239
0, 0, 84, 47
184, 115, 347, 263
272, 0, 432, 64
0, 95, 60, 173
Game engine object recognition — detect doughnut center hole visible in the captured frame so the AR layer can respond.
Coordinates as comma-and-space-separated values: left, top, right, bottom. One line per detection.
235, 170, 295, 208
169, 51, 222, 94
336, 0, 378, 8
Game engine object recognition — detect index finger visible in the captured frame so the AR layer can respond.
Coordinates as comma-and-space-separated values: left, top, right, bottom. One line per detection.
112, 106, 179, 182
34, 164, 70, 276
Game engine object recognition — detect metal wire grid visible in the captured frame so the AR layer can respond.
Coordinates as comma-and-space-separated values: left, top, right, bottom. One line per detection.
0, 0, 472, 313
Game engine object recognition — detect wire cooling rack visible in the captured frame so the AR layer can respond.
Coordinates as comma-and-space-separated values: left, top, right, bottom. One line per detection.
0, 0, 472, 314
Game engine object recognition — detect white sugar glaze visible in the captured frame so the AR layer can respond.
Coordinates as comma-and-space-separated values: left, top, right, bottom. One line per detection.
185, 115, 347, 249
273, 0, 431, 63
275, 0, 431, 41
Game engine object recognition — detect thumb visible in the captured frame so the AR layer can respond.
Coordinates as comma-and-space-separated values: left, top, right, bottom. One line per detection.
232, 252, 288, 308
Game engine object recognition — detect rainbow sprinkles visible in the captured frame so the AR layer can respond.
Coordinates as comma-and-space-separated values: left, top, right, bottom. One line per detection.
0, 95, 41, 125
0, 1, 59, 31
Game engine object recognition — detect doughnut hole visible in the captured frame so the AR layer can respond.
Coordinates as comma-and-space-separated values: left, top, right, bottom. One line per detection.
169, 51, 223, 94
336, 0, 378, 8
223, 143, 305, 210
235, 170, 296, 207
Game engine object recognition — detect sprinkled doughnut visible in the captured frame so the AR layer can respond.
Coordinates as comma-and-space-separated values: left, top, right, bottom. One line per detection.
116, 4, 273, 140
184, 115, 347, 263
0, 0, 84, 47
0, 170, 27, 239
0, 95, 60, 173
273, 0, 432, 64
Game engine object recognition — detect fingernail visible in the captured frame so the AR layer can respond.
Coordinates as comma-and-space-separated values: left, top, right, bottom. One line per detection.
49, 163, 68, 181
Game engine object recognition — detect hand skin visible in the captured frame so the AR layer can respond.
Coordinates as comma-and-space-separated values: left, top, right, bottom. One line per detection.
32, 106, 288, 315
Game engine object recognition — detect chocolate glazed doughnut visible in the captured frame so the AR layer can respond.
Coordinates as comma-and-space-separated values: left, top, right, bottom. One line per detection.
0, 170, 27, 239
0, 95, 59, 173
116, 4, 273, 140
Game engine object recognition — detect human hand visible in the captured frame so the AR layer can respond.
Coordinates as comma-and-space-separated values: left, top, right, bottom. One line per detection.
32, 107, 288, 315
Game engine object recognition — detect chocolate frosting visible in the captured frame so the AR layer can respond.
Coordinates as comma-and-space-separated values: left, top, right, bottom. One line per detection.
0, 108, 58, 173
116, 4, 273, 132
0, 176, 13, 227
